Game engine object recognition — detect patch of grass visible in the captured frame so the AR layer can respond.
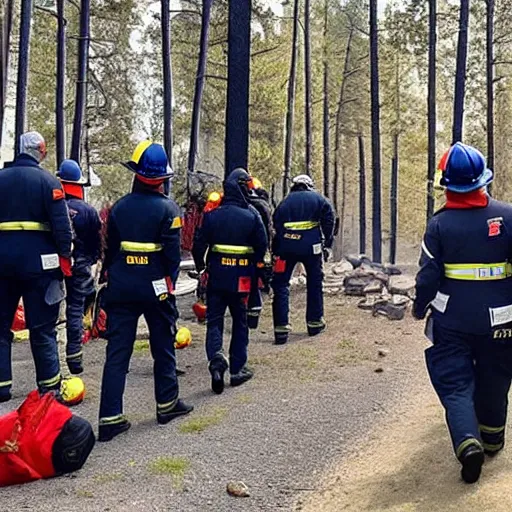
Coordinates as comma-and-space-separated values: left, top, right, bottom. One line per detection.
149, 456, 191, 489
293, 346, 318, 370
133, 340, 150, 354
179, 407, 227, 434
236, 394, 253, 404
93, 472, 123, 485
337, 339, 356, 350
76, 489, 94, 499
248, 355, 273, 366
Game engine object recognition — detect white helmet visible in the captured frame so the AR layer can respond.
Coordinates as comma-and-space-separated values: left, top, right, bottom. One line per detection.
292, 174, 315, 190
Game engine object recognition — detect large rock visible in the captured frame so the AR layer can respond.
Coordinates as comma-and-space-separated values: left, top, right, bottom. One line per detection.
373, 300, 408, 320
389, 275, 416, 297
332, 259, 354, 276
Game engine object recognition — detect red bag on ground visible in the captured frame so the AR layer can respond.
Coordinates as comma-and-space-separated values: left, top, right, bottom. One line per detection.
0, 390, 95, 487
11, 303, 26, 332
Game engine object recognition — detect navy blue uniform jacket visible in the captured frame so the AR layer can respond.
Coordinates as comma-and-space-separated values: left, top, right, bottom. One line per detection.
415, 198, 512, 334
192, 171, 268, 293
273, 189, 335, 259
0, 154, 72, 279
103, 186, 182, 303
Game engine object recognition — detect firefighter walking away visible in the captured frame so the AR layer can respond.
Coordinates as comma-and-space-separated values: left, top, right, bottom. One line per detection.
98, 141, 193, 442
0, 132, 73, 402
193, 168, 268, 395
414, 142, 512, 484
271, 175, 335, 344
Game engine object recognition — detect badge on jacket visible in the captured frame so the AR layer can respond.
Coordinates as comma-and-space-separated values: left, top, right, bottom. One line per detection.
488, 217, 503, 237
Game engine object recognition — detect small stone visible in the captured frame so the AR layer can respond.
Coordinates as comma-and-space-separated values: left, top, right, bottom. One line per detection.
363, 280, 384, 294
389, 275, 416, 297
227, 481, 250, 498
378, 349, 389, 357
374, 367, 384, 373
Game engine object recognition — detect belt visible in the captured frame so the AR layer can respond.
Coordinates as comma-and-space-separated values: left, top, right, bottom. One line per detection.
444, 262, 512, 281
0, 221, 50, 232
120, 241, 163, 253
211, 244, 254, 255
284, 221, 319, 230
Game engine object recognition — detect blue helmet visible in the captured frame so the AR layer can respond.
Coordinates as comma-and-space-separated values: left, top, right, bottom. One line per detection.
122, 140, 174, 181
439, 142, 493, 193
57, 159, 87, 184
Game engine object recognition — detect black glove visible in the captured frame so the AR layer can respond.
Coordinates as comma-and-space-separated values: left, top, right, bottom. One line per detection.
323, 248, 332, 263
262, 263, 273, 293
412, 302, 427, 320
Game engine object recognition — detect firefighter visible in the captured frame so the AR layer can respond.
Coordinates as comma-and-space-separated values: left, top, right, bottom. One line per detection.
414, 142, 512, 484
98, 141, 193, 442
246, 177, 273, 329
192, 168, 268, 394
271, 175, 335, 344
57, 159, 102, 375
0, 132, 73, 402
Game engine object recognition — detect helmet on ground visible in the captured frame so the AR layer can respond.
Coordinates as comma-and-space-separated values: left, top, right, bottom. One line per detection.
175, 327, 192, 349
192, 301, 207, 323
438, 142, 493, 193
20, 131, 47, 163
292, 174, 315, 191
57, 159, 87, 184
122, 140, 174, 182
60, 377, 86, 406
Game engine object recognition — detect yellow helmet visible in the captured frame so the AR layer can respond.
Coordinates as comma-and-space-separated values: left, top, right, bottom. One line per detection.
251, 177, 263, 190
60, 377, 86, 406
175, 327, 192, 349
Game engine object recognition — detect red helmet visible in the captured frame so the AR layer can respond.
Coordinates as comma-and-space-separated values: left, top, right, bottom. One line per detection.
192, 301, 207, 323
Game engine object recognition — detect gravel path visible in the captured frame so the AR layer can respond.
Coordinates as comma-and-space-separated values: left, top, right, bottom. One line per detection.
0, 291, 425, 512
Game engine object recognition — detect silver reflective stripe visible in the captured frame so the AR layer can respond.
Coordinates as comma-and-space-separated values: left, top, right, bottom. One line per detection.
421, 240, 435, 260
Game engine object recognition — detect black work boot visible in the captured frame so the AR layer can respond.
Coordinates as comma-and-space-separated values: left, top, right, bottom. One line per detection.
0, 392, 12, 404
98, 419, 131, 442
247, 312, 260, 330
460, 444, 485, 484
157, 399, 194, 425
230, 367, 254, 387
209, 354, 229, 395
307, 320, 327, 337
67, 360, 84, 375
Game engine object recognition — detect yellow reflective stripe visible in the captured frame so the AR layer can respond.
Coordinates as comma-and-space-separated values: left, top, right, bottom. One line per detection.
284, 221, 320, 230
307, 320, 326, 328
480, 424, 505, 434
170, 217, 182, 229
483, 441, 504, 452
444, 262, 512, 281
66, 351, 83, 361
99, 414, 127, 425
456, 438, 483, 459
274, 325, 292, 333
39, 373, 61, 387
0, 380, 12, 388
0, 221, 50, 232
157, 399, 177, 411
120, 241, 163, 253
211, 244, 254, 255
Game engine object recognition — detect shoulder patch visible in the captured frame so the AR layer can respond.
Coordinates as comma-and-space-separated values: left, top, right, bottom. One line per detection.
170, 216, 182, 229
53, 188, 65, 201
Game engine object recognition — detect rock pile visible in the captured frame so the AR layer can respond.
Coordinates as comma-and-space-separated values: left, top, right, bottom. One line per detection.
294, 255, 416, 321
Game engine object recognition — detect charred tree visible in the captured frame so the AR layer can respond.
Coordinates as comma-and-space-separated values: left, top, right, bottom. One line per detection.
358, 134, 366, 255
322, 0, 330, 199
161, 0, 173, 172
283, 0, 300, 196
188, 0, 213, 174
70, 0, 90, 162
452, 0, 470, 143
486, 0, 495, 192
369, 0, 382, 263
304, 0, 313, 175
225, 0, 251, 177
56, 0, 66, 166
0, 0, 13, 147
426, 0, 436, 221
390, 134, 398, 264
14, 0, 33, 155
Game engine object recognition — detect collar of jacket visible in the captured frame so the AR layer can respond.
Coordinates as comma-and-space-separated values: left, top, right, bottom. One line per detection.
12, 154, 41, 167
63, 183, 85, 200
445, 188, 489, 209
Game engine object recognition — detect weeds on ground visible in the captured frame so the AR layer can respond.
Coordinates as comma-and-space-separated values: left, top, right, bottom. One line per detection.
149, 456, 191, 489
93, 472, 123, 485
133, 340, 150, 354
179, 407, 227, 434
76, 489, 94, 498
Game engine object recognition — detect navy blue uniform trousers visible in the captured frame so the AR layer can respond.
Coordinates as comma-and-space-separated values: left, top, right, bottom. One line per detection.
427, 321, 512, 457
0, 276, 61, 396
206, 288, 249, 375
271, 254, 324, 335
99, 299, 179, 422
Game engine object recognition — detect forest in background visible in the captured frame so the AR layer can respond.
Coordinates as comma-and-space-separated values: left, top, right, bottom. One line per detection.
2, 0, 512, 261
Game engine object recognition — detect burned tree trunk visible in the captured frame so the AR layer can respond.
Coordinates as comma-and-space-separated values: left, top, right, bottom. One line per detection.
452, 0, 470, 143
225, 0, 251, 177
304, 0, 313, 175
283, 0, 300, 197
188, 0, 213, 174
56, 0, 66, 167
486, 0, 495, 192
322, 0, 330, 199
161, 0, 173, 167
426, 0, 436, 221
369, 0, 382, 263
0, 0, 13, 147
70, 0, 90, 162
358, 134, 366, 255
14, 0, 33, 155
390, 134, 398, 264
